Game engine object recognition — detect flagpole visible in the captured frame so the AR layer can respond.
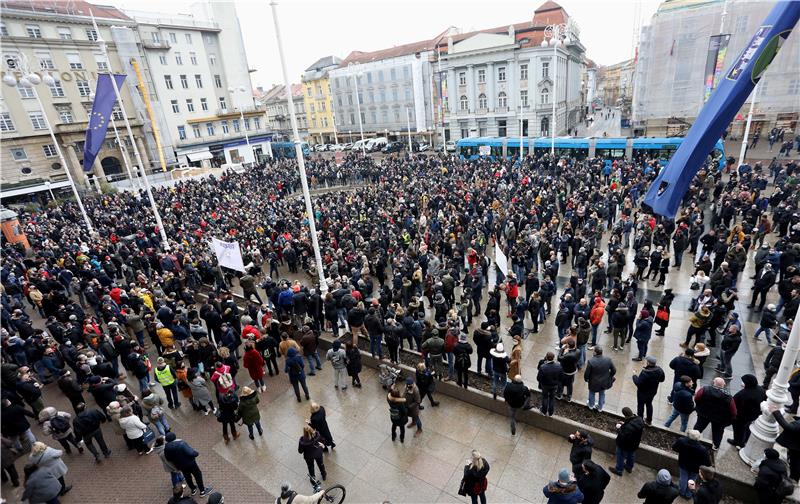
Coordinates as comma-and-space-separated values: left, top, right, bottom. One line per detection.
90, 12, 169, 249
109, 115, 141, 191
270, 0, 328, 296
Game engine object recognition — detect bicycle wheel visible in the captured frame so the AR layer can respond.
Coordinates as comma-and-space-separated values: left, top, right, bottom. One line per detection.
319, 484, 346, 504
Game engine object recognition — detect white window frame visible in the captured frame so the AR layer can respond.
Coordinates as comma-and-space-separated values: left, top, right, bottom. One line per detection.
194, 74, 203, 88
206, 122, 215, 136
18, 86, 35, 99
57, 27, 72, 40
179, 75, 188, 89
42, 144, 58, 158
159, 55, 167, 65
59, 110, 74, 124
0, 112, 15, 132
67, 53, 83, 70
85, 28, 98, 42
520, 64, 528, 81
190, 52, 197, 65
497, 91, 507, 108
458, 72, 466, 86
38, 53, 55, 69
498, 67, 506, 82
30, 112, 47, 129
164, 75, 173, 89
185, 33, 192, 44
77, 80, 91, 97
26, 25, 42, 38
186, 99, 195, 112
221, 121, 229, 134
459, 95, 468, 111
49, 80, 66, 98
171, 100, 180, 113
175, 53, 183, 65
177, 125, 187, 140
200, 98, 208, 111
192, 124, 201, 138
169, 32, 177, 43
477, 69, 485, 83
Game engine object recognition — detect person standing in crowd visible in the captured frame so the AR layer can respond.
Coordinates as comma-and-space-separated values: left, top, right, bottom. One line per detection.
164, 432, 214, 497
415, 362, 440, 408
542, 468, 583, 504
715, 325, 742, 379
490, 343, 510, 400
754, 448, 792, 504
309, 402, 335, 451
453, 333, 474, 389
242, 341, 266, 393
668, 349, 701, 403
217, 389, 240, 444
727, 374, 766, 448
345, 342, 362, 388
325, 340, 348, 390
154, 357, 181, 410
771, 406, 800, 483
71, 403, 111, 464
583, 347, 616, 412
664, 375, 696, 433
537, 351, 562, 417
671, 429, 711, 500
632, 310, 653, 361
632, 356, 665, 425
387, 387, 408, 443
21, 462, 63, 504
236, 386, 263, 440
557, 339, 579, 401
461, 450, 490, 504
285, 348, 310, 402
609, 407, 644, 476
693, 377, 736, 450
576, 460, 610, 504
297, 424, 326, 481
403, 377, 423, 437
39, 408, 82, 455
503, 375, 531, 435
688, 466, 722, 504
28, 442, 71, 497
637, 469, 679, 504
568, 430, 594, 475
118, 405, 152, 455
188, 369, 216, 415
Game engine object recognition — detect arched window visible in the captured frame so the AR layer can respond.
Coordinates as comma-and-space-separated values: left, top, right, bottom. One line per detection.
541, 88, 550, 104
497, 91, 507, 108
459, 95, 468, 111
540, 116, 550, 136
478, 93, 487, 109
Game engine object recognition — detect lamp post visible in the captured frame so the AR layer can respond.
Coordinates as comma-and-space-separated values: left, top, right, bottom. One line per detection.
541, 19, 577, 157
229, 85, 255, 164
741, 306, 800, 467
2, 54, 94, 233
270, 0, 328, 295
348, 63, 366, 155
406, 107, 414, 157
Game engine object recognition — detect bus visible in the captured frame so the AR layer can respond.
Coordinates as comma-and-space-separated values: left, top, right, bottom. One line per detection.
270, 141, 311, 159
456, 137, 726, 170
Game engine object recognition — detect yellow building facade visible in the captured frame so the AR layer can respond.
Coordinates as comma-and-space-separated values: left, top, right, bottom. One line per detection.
301, 56, 341, 144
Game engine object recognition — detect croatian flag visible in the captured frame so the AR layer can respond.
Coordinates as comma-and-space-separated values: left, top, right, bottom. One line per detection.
83, 73, 126, 172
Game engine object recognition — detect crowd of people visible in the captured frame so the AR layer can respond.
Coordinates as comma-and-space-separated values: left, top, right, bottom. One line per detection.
1, 145, 799, 503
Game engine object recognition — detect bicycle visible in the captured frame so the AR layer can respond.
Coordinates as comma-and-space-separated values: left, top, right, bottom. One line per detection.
309, 476, 346, 504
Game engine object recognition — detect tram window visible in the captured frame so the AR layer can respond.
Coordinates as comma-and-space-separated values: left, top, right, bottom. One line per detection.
596, 148, 625, 159
491, 146, 503, 157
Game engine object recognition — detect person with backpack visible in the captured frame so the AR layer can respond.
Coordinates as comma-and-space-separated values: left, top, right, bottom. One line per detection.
325, 339, 348, 390
39, 408, 82, 456
453, 333, 473, 389
210, 362, 235, 399
284, 348, 310, 402
387, 387, 408, 443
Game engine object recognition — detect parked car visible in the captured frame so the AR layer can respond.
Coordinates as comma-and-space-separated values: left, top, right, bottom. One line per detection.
445, 141, 456, 152
417, 142, 430, 152
342, 143, 354, 151
367, 137, 388, 152
381, 141, 404, 153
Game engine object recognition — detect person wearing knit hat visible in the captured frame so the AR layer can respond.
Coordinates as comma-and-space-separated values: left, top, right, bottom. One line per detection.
542, 468, 583, 502
755, 447, 791, 503
727, 374, 766, 448
637, 468, 679, 502
453, 332, 473, 390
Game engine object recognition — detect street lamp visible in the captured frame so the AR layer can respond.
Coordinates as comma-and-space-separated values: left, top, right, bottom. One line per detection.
348, 63, 366, 155
541, 19, 578, 157
229, 85, 255, 164
2, 54, 94, 233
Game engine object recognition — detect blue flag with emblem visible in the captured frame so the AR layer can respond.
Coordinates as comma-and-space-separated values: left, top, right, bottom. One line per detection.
83, 73, 126, 172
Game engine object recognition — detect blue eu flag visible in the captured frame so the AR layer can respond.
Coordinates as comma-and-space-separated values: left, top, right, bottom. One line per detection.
83, 73, 126, 172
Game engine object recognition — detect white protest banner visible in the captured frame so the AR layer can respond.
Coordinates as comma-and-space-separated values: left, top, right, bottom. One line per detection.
494, 242, 509, 276
211, 237, 246, 272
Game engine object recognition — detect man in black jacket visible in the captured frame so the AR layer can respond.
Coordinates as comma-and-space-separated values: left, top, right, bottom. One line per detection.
762, 342, 785, 388
637, 469, 679, 503
576, 459, 610, 504
609, 407, 645, 476
671, 429, 711, 499
632, 356, 665, 425
71, 402, 111, 463
537, 352, 562, 417
164, 432, 214, 496
772, 408, 800, 482
568, 430, 594, 474
749, 264, 776, 311
668, 349, 702, 402
502, 375, 531, 435
557, 340, 579, 401
688, 466, 722, 504
693, 378, 736, 450
715, 324, 742, 379
727, 374, 766, 448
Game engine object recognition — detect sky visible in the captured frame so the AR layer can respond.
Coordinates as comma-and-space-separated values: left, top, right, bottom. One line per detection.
113, 0, 663, 91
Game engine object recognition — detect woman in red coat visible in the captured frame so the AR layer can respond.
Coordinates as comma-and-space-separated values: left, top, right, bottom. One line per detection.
242, 341, 266, 392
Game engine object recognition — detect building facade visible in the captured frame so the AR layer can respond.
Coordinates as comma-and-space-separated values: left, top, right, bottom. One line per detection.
0, 0, 150, 195
129, 2, 270, 167
302, 56, 341, 144
260, 84, 308, 141
596, 59, 634, 107
329, 40, 436, 143
632, 0, 800, 137
438, 2, 585, 142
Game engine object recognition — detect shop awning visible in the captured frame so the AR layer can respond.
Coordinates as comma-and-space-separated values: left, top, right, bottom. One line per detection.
186, 150, 213, 162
